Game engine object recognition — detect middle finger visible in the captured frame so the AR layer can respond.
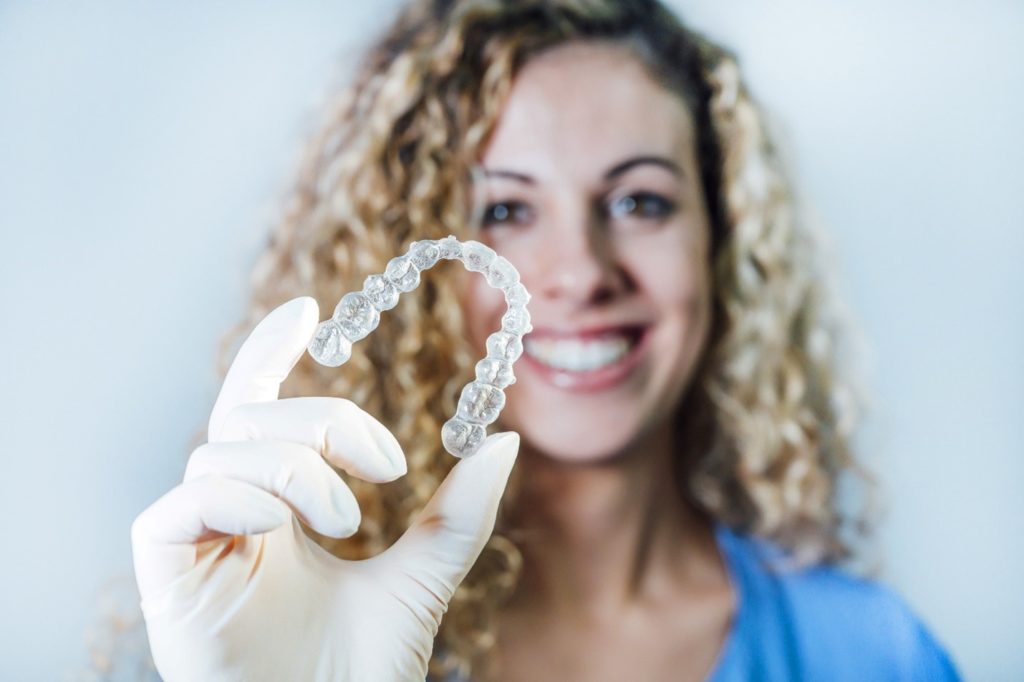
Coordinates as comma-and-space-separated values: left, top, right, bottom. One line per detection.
217, 396, 407, 483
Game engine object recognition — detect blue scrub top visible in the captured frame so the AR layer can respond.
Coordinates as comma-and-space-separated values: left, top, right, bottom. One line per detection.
707, 524, 961, 681
433, 524, 961, 681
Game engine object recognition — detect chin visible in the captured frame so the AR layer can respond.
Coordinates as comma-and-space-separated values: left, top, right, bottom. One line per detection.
499, 409, 644, 465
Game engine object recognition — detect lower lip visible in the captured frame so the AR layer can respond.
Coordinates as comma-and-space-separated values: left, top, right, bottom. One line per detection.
520, 328, 650, 393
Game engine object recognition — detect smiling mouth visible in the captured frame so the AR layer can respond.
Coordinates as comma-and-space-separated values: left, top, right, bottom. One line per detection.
520, 323, 647, 374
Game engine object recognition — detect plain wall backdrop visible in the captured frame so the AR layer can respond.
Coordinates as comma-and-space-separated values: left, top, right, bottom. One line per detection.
1, 1, 1021, 679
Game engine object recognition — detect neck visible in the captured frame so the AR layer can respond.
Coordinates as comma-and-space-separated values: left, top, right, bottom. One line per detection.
503, 422, 723, 623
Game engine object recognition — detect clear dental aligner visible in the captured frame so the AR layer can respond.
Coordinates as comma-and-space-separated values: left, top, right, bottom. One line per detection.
307, 235, 532, 459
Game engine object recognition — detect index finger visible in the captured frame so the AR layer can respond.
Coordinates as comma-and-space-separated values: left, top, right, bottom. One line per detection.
207, 296, 320, 442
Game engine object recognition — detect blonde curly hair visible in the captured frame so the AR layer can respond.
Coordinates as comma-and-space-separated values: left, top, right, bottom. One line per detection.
84, 0, 874, 679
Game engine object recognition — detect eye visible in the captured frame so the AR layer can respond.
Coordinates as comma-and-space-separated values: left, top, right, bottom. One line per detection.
607, 192, 676, 220
482, 200, 533, 227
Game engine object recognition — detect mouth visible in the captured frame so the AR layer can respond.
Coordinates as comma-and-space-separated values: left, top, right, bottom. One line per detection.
521, 325, 650, 392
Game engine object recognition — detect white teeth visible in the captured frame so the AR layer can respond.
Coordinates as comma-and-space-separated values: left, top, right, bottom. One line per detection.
524, 333, 634, 372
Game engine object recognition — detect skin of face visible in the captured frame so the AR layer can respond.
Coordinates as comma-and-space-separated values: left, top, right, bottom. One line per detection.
462, 40, 714, 464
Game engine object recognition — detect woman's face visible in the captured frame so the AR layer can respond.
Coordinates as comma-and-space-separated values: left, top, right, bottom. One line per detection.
462, 40, 714, 463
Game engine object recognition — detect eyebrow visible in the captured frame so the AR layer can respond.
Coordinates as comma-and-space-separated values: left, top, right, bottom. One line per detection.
481, 155, 683, 185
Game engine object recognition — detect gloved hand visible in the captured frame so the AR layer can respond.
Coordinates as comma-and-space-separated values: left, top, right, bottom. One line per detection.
130, 296, 520, 681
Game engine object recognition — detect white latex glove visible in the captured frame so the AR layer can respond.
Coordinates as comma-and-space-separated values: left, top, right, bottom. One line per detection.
130, 296, 520, 681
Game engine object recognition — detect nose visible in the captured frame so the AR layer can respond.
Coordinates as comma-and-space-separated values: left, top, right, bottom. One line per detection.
533, 214, 628, 305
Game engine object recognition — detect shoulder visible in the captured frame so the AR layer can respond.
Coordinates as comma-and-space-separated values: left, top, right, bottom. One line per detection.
715, 526, 961, 681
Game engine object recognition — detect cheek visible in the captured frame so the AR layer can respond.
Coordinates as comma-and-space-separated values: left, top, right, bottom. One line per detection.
664, 260, 708, 318
630, 231, 710, 310
633, 236, 713, 388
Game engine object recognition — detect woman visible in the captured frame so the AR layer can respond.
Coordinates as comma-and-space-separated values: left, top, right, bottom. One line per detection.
126, 0, 961, 680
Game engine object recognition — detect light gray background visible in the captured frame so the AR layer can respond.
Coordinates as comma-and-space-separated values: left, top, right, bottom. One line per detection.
1, 1, 1020, 679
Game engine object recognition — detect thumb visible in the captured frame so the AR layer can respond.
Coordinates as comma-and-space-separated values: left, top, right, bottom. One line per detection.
385, 431, 520, 606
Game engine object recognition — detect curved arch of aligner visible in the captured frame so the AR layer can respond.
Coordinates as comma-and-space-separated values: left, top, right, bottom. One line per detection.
307, 235, 532, 458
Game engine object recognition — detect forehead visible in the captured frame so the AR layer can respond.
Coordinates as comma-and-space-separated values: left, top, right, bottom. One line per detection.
480, 41, 696, 181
